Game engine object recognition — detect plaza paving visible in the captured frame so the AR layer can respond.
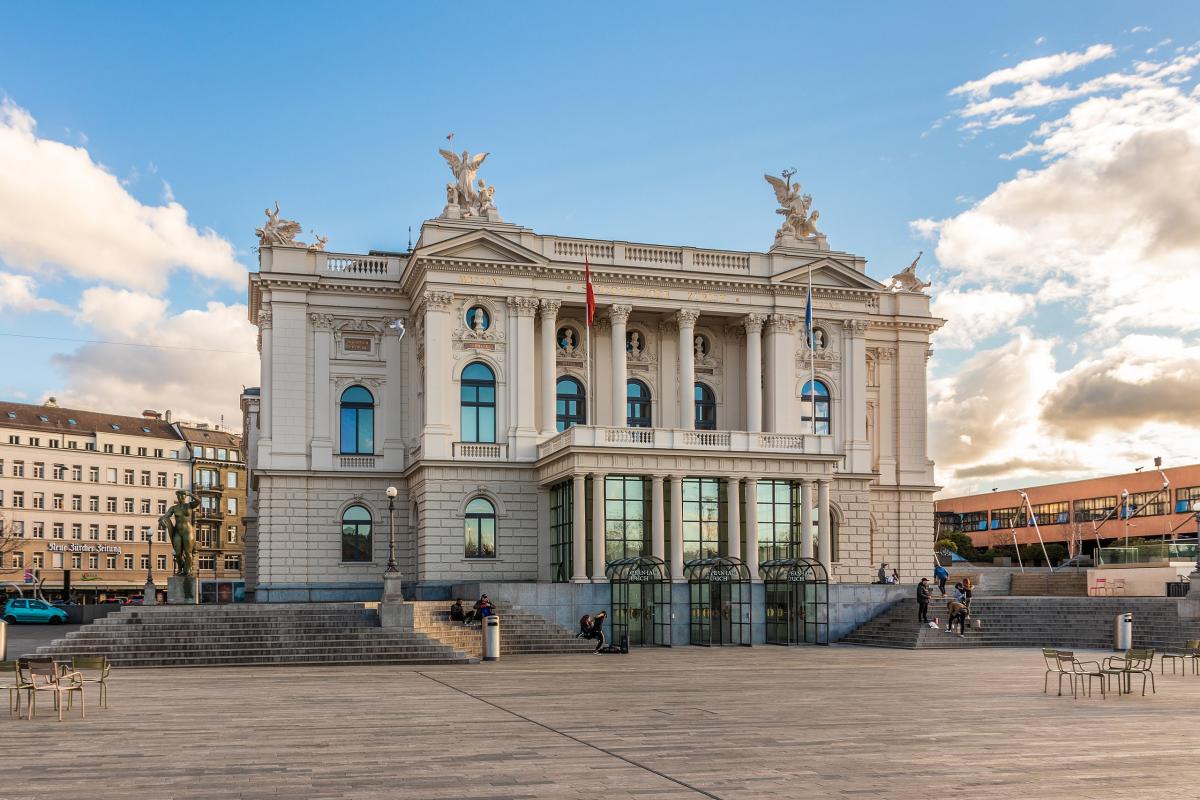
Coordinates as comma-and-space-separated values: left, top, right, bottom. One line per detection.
4, 646, 1199, 799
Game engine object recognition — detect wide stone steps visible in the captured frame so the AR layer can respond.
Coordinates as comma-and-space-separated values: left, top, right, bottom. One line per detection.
842, 597, 1200, 650
36, 604, 475, 667
410, 601, 594, 658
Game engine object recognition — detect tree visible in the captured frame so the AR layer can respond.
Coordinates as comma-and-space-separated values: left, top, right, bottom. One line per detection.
0, 511, 40, 600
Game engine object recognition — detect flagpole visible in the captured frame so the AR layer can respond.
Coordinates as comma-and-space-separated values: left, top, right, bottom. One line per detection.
586, 323, 592, 425
808, 267, 816, 436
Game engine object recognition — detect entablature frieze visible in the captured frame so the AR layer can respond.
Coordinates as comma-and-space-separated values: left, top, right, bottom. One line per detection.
532, 448, 840, 487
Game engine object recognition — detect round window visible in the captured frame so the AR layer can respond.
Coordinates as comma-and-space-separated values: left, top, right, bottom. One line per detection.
465, 305, 491, 332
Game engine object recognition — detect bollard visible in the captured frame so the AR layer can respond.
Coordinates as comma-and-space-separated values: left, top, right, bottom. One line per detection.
0, 619, 6, 661
483, 615, 501, 661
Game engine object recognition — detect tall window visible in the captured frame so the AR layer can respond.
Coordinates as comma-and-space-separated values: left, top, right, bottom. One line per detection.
460, 362, 497, 443
549, 481, 573, 583
627, 380, 651, 428
757, 480, 797, 562
339, 386, 375, 454
604, 476, 646, 563
340, 505, 373, 562
694, 383, 716, 430
681, 478, 723, 562
556, 377, 586, 432
800, 380, 831, 435
464, 497, 497, 558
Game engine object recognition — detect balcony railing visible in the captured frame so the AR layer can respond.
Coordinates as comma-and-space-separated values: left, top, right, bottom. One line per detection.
536, 425, 833, 459
453, 442, 507, 460
338, 455, 377, 469
1097, 541, 1199, 566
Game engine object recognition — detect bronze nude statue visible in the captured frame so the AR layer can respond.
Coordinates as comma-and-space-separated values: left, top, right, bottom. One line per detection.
159, 490, 200, 576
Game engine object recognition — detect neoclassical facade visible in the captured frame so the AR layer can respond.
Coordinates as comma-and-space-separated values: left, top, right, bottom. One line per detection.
245, 166, 941, 608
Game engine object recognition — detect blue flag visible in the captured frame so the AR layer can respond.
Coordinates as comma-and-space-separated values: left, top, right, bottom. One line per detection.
804, 289, 813, 349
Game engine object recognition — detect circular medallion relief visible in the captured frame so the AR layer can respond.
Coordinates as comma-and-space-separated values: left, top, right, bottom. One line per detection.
465, 305, 491, 332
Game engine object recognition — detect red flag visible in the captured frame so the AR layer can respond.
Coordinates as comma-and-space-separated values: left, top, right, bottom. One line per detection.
585, 255, 596, 326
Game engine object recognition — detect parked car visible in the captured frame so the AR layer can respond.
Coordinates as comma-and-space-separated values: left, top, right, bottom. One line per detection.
2, 598, 69, 624
1058, 554, 1094, 569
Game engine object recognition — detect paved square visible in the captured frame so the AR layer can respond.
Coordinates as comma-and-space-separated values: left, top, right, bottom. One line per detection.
4, 646, 1198, 799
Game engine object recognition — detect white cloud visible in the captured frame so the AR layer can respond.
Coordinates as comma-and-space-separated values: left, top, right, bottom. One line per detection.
1130, 26, 1151, 34
930, 287, 1037, 349
51, 287, 257, 424
950, 44, 1114, 98
0, 272, 69, 314
1035, 36, 1047, 46
0, 97, 245, 293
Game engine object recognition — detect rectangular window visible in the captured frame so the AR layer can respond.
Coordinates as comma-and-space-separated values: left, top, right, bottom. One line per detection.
141, 526, 151, 541
603, 476, 646, 563
757, 480, 798, 563
227, 526, 238, 543
123, 469, 134, 485
49, 440, 59, 449
123, 554, 134, 570
217, 448, 227, 461
88, 524, 99, 540
106, 555, 117, 569
952, 511, 988, 533
1124, 491, 1167, 518
33, 553, 44, 568
32, 492, 44, 509
89, 496, 99, 511
89, 554, 99, 569
682, 477, 723, 563
192, 445, 203, 458
12, 552, 24, 568
1175, 486, 1200, 514
226, 471, 238, 489
157, 555, 168, 571
13, 460, 24, 477
224, 554, 242, 571
85, 442, 95, 451
30, 438, 40, 447
120, 446, 130, 455
140, 555, 150, 570
140, 499, 151, 514
123, 498, 134, 513
105, 525, 117, 541
1073, 496, 1118, 523
205, 447, 215, 459
32, 522, 43, 539
71, 523, 81, 540
140, 471, 151, 486
106, 497, 117, 512
72, 555, 81, 569
89, 466, 99, 482
71, 465, 82, 481
137, 447, 146, 457
106, 468, 117, 483
226, 498, 237, 515
123, 526, 134, 541
52, 464, 65, 480
156, 472, 167, 487
13, 491, 24, 508
52, 523, 64, 539
990, 506, 1025, 530
198, 554, 216, 570
154, 448, 163, 458
52, 494, 64, 509
71, 495, 82, 511
32, 462, 45, 478
173, 473, 183, 488
51, 552, 63, 568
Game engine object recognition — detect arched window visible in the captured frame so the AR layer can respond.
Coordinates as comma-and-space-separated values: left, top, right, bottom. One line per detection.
460, 362, 496, 443
339, 386, 374, 454
627, 379, 652, 428
801, 380, 831, 435
556, 376, 586, 432
340, 505, 372, 562
694, 383, 716, 430
464, 497, 497, 558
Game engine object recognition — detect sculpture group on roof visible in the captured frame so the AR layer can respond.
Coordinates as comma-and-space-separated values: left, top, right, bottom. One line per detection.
439, 138, 501, 221
255, 201, 327, 251
764, 169, 822, 243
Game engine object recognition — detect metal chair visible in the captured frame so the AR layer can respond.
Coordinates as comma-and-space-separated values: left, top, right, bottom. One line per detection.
1161, 640, 1200, 676
1109, 578, 1126, 596
1057, 652, 1109, 699
70, 655, 112, 708
1042, 648, 1062, 693
1088, 577, 1109, 596
1103, 648, 1157, 696
25, 658, 85, 722
1, 660, 33, 718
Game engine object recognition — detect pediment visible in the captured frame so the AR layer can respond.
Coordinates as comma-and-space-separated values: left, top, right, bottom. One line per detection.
773, 257, 884, 291
417, 229, 548, 265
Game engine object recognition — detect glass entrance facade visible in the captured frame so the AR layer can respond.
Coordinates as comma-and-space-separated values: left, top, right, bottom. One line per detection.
605, 476, 647, 562
757, 480, 798, 563
606, 556, 672, 647
761, 557, 829, 645
549, 480, 573, 583
685, 556, 752, 646
681, 478, 723, 562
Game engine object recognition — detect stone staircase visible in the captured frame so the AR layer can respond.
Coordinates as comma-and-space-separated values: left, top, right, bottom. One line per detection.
33, 603, 476, 668
841, 597, 1200, 650
410, 600, 595, 658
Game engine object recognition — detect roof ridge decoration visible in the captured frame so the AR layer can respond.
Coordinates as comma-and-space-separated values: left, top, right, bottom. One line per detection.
439, 140, 501, 222
764, 169, 826, 251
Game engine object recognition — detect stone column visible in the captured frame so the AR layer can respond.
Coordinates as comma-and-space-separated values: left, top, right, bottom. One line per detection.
764, 314, 800, 433
651, 474, 665, 561
609, 304, 631, 428
843, 319, 872, 473
744, 477, 759, 579
538, 300, 561, 436
571, 474, 588, 582
591, 472, 607, 581
669, 475, 685, 581
257, 310, 273, 457
509, 297, 540, 452
800, 479, 815, 559
744, 314, 766, 433
817, 479, 832, 573
310, 313, 334, 469
677, 310, 700, 430
420, 291, 455, 459
725, 477, 741, 561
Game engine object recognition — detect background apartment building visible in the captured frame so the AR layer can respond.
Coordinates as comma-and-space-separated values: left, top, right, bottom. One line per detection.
175, 423, 247, 601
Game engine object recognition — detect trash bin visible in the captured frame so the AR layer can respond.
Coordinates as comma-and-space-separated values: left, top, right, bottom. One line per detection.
0, 619, 7, 661
483, 615, 500, 661
1114, 612, 1133, 650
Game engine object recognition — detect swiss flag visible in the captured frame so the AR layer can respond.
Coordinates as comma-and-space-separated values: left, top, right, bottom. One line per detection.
585, 255, 596, 326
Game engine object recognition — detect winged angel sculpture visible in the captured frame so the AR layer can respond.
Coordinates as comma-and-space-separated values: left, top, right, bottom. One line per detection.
886, 251, 931, 293
256, 201, 304, 247
439, 148, 499, 217
764, 171, 821, 242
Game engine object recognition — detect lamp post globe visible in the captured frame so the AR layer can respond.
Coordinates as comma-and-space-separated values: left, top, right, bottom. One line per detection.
385, 486, 399, 574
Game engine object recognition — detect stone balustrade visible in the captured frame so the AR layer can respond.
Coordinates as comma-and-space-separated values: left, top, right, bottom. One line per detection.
535, 425, 832, 459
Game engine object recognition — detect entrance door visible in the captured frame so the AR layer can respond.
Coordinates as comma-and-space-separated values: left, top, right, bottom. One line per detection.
710, 582, 730, 645
627, 582, 645, 646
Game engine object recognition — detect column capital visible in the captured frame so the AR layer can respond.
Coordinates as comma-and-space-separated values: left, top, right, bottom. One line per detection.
675, 309, 700, 328
591, 470, 608, 479
506, 296, 540, 317
420, 290, 455, 311
668, 474, 684, 483
744, 476, 758, 486
538, 299, 562, 320
743, 313, 767, 335
309, 312, 334, 330
658, 319, 678, 336
257, 309, 273, 330
817, 476, 833, 486
608, 303, 633, 324
594, 317, 612, 333
842, 318, 870, 336
766, 313, 801, 333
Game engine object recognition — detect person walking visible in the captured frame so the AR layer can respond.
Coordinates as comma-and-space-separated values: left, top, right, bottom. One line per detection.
961, 577, 974, 611
933, 563, 949, 597
917, 578, 932, 624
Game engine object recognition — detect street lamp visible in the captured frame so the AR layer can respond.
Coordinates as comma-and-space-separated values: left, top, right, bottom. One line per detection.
385, 486, 398, 574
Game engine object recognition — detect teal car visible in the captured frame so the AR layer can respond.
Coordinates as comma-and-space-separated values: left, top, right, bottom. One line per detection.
2, 598, 68, 624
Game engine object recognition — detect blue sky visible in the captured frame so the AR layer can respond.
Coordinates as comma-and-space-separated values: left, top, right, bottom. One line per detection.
2, 2, 1198, 492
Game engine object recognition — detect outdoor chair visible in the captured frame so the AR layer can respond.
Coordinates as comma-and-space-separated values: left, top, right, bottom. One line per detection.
1109, 578, 1126, 596
1056, 652, 1108, 699
1, 660, 33, 718
70, 656, 112, 708
1042, 648, 1062, 693
25, 658, 85, 722
1088, 577, 1109, 596
1161, 640, 1200, 676
1103, 648, 1156, 696
1049, 649, 1083, 696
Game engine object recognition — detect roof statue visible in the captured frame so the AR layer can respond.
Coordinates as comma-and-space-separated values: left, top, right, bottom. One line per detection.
886, 251, 931, 293
438, 143, 501, 221
764, 169, 821, 245
308, 231, 328, 251
256, 201, 305, 247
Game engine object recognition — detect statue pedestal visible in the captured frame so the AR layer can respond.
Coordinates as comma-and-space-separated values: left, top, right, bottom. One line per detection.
1180, 572, 1200, 619
379, 572, 411, 629
143, 579, 158, 606
167, 575, 198, 605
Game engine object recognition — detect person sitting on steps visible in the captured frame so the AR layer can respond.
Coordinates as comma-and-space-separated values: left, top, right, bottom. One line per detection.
449, 598, 465, 623
462, 594, 494, 627
577, 611, 608, 653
